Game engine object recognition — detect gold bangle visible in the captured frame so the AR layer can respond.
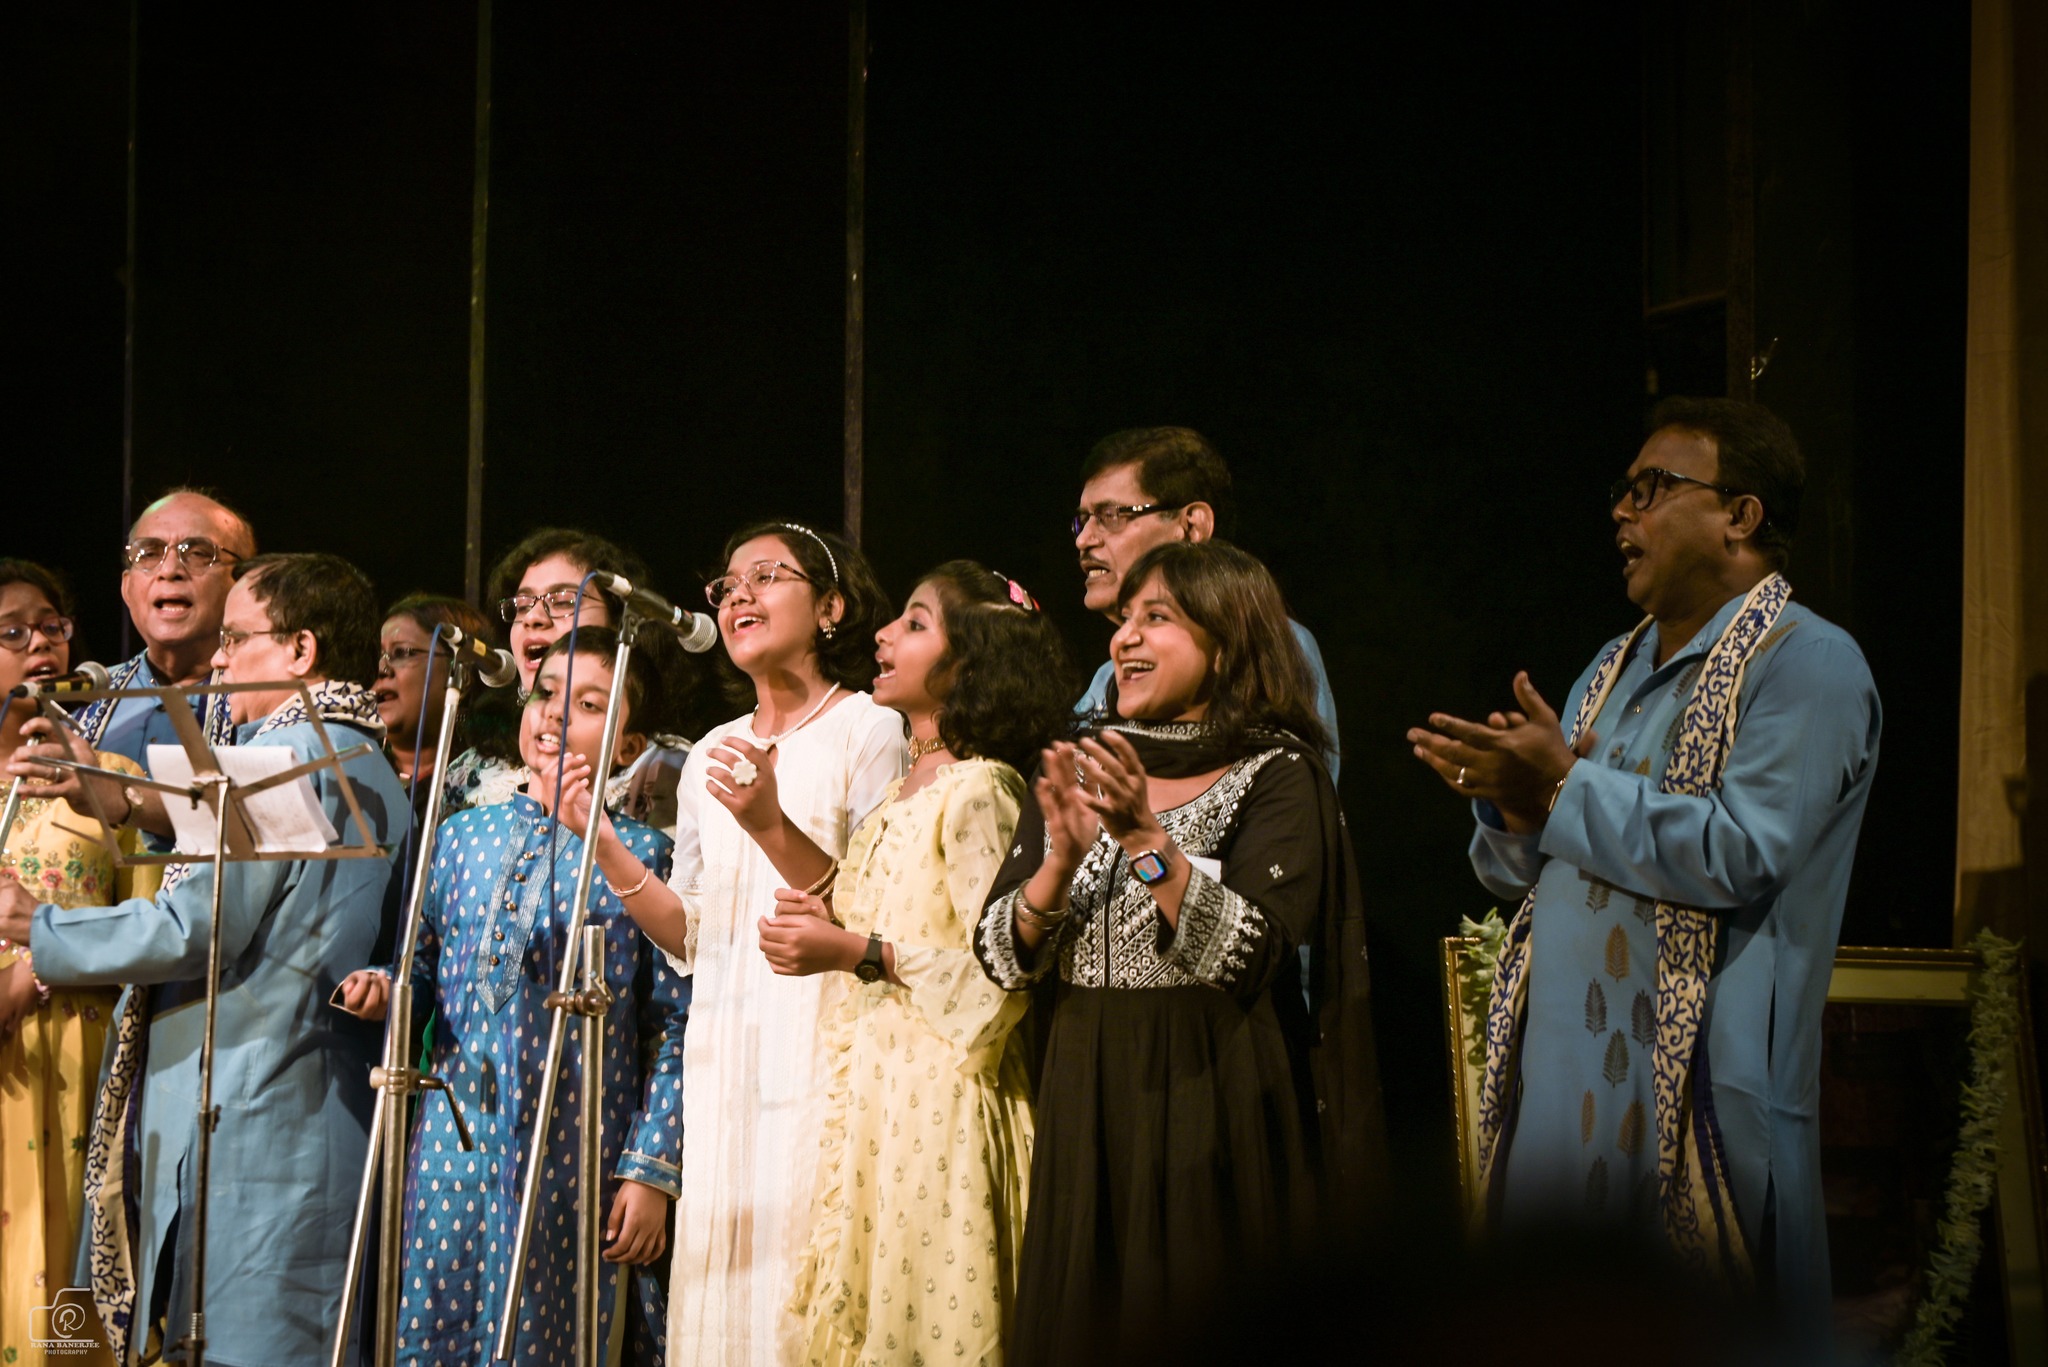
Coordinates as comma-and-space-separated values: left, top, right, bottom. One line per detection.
1547, 768, 1572, 813
802, 861, 840, 898
609, 865, 654, 899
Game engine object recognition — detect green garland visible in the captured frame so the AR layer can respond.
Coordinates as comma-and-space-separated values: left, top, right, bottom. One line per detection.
1455, 909, 1510, 1069
1896, 929, 2025, 1367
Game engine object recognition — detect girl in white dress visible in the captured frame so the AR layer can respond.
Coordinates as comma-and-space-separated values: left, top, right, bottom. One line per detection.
620, 522, 904, 1366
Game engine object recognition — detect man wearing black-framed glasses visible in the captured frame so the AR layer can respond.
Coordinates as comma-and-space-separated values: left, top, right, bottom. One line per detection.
1408, 397, 1880, 1329
74, 488, 258, 767
1071, 426, 1342, 778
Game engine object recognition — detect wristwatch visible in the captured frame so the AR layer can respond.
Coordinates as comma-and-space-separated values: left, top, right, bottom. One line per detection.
1129, 846, 1173, 885
854, 932, 886, 983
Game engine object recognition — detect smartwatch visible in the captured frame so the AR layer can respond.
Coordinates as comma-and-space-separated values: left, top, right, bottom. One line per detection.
854, 933, 887, 983
1130, 847, 1173, 885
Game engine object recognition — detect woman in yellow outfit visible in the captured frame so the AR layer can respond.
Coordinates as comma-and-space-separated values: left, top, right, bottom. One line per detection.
755, 563, 1074, 1365
0, 561, 157, 1367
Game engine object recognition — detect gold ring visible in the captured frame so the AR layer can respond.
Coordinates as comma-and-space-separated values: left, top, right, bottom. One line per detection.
1457, 766, 1468, 787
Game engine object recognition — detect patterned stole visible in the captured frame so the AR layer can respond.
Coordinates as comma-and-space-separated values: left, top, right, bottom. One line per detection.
74, 652, 238, 754
1475, 573, 1792, 1284
81, 681, 385, 1360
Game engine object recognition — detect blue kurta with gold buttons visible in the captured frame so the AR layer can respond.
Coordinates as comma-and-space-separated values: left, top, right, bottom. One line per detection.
391, 792, 688, 1365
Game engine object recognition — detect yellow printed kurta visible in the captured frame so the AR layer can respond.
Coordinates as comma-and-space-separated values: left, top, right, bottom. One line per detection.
1, 759, 158, 1367
789, 759, 1034, 1367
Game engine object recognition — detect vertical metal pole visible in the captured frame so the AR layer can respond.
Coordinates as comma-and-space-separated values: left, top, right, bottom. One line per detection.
842, 0, 868, 547
120, 0, 139, 659
492, 617, 639, 1363
180, 777, 234, 1367
465, 0, 495, 608
330, 667, 476, 1367
575, 922, 606, 1367
1724, 0, 1756, 400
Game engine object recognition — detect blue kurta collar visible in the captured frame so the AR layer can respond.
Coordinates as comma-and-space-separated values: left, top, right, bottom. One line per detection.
1636, 589, 1755, 676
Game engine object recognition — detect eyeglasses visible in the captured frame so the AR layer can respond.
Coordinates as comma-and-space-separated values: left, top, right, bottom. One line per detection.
1070, 502, 1181, 537
378, 643, 446, 672
122, 537, 242, 575
705, 560, 812, 609
218, 626, 294, 656
1609, 468, 1746, 511
0, 616, 74, 653
497, 589, 584, 624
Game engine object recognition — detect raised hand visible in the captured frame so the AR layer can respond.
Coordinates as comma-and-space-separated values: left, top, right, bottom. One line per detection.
1073, 730, 1161, 845
1033, 741, 1103, 879
1407, 671, 1587, 829
705, 738, 782, 835
533, 754, 610, 843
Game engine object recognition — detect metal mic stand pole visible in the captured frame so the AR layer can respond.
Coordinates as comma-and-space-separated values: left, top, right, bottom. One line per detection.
170, 772, 233, 1367
0, 776, 25, 855
492, 612, 640, 1367
331, 662, 479, 1367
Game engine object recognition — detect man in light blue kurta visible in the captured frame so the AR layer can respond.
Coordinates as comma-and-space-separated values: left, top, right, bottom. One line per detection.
1, 553, 408, 1366
1411, 399, 1880, 1323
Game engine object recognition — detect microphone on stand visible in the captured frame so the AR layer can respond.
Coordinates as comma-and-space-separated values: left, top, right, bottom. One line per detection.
10, 661, 112, 698
438, 628, 519, 689
596, 576, 720, 653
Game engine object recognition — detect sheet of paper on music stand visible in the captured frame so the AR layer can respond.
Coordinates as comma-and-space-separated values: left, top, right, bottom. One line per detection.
148, 744, 339, 855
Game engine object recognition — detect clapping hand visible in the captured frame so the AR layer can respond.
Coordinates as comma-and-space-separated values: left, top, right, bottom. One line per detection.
1408, 671, 1591, 831
1032, 741, 1103, 879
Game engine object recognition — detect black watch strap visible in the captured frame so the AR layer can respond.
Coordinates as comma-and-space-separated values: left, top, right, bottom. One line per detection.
854, 932, 886, 982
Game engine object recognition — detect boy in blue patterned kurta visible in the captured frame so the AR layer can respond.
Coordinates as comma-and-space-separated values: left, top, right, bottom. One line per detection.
340, 631, 688, 1364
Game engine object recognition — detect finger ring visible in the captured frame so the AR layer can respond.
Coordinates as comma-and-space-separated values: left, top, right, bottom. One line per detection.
731, 758, 759, 788
1457, 766, 1469, 787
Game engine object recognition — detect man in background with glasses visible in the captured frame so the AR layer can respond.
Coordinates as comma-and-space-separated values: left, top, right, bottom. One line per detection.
1408, 398, 1880, 1335
1071, 425, 1341, 778
72, 487, 258, 767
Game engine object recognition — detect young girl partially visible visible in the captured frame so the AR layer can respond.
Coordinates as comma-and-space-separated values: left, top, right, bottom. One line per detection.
613, 522, 902, 1366
337, 629, 689, 1365
760, 562, 1075, 1366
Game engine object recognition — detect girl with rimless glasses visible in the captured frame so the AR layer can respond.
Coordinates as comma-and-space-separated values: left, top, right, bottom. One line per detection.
608, 521, 901, 1367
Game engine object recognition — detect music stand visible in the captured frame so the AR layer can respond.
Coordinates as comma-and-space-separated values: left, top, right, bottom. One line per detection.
21, 678, 386, 1367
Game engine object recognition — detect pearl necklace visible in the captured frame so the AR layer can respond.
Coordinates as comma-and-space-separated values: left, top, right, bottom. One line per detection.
731, 684, 842, 788
752, 683, 842, 750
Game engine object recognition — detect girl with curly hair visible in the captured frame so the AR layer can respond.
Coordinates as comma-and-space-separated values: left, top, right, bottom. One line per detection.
757, 561, 1074, 1366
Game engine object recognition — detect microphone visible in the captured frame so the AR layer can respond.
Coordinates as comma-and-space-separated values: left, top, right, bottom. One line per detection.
597, 575, 720, 654
11, 661, 112, 698
438, 627, 519, 689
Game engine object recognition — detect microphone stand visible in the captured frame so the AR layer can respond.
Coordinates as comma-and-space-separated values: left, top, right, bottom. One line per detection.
492, 610, 642, 1367
330, 660, 480, 1367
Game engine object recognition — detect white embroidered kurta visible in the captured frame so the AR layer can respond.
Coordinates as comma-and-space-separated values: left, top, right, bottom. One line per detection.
663, 692, 906, 1366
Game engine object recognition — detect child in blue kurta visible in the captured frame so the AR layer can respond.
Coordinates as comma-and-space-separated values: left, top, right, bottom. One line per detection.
340, 629, 689, 1365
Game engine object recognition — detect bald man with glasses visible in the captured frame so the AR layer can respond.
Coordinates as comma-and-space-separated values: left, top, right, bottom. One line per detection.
73, 488, 257, 765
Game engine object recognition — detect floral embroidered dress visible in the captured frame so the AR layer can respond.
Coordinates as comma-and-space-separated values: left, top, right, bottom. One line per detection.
0, 759, 157, 1367
392, 793, 688, 1365
788, 759, 1033, 1367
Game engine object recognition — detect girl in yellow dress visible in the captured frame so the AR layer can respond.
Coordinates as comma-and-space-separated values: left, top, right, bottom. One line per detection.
757, 563, 1075, 1366
0, 560, 157, 1367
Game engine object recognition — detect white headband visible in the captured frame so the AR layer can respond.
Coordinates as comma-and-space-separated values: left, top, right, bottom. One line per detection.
779, 523, 838, 585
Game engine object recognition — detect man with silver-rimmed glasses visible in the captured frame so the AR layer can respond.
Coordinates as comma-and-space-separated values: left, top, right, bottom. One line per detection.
78, 488, 258, 765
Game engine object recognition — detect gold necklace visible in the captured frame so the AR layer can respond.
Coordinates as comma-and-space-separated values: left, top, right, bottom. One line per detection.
906, 734, 948, 763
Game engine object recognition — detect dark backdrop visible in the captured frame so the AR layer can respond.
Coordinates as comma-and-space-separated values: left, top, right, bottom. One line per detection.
9, 1, 1966, 1201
